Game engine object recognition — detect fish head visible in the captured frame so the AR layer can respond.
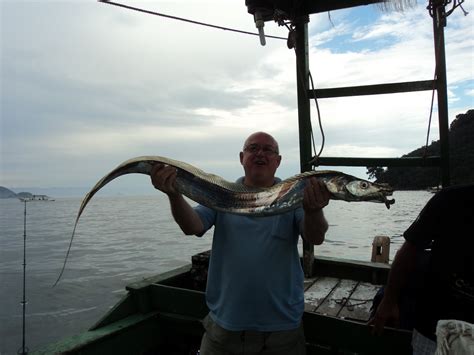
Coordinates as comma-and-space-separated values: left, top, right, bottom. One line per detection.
325, 174, 395, 208
344, 179, 395, 208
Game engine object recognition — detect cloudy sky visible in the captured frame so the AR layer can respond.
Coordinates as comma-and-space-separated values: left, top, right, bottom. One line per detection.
1, 0, 473, 195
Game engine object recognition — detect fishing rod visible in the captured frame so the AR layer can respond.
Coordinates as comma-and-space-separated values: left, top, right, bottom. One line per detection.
19, 198, 29, 355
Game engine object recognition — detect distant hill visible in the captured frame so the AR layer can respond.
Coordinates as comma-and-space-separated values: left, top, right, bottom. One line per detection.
368, 109, 474, 189
0, 187, 38, 199
0, 186, 18, 198
17, 192, 34, 199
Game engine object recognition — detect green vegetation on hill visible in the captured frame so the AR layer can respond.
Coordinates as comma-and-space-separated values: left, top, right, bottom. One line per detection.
367, 109, 474, 189
0, 187, 34, 199
0, 186, 18, 198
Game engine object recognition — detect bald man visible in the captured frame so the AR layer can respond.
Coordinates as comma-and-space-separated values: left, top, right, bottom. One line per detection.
151, 132, 330, 354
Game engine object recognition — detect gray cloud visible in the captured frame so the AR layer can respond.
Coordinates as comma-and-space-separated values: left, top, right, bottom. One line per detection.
1, 1, 472, 192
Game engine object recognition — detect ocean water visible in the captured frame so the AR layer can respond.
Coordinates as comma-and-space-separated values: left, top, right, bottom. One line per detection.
0, 191, 433, 354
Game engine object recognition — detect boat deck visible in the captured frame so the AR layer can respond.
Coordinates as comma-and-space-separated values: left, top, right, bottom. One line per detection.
304, 276, 379, 322
33, 252, 411, 355
191, 250, 383, 323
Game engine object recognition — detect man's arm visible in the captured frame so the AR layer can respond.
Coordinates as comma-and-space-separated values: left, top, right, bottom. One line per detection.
151, 164, 204, 236
369, 240, 418, 334
302, 178, 330, 245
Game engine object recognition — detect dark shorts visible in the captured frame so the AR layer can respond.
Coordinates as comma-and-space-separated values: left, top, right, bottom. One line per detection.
199, 314, 307, 355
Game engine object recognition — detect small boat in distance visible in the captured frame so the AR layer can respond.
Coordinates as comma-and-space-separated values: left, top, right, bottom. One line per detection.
19, 194, 55, 202
31, 194, 55, 201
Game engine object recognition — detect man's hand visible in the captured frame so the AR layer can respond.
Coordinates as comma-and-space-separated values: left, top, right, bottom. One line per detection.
301, 177, 330, 245
150, 164, 179, 197
368, 296, 400, 335
150, 164, 204, 235
303, 177, 330, 213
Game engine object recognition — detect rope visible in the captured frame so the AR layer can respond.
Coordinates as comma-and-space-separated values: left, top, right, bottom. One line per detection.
423, 66, 437, 158
309, 71, 325, 158
98, 0, 287, 41
100, 0, 323, 163
313, 280, 342, 312
334, 297, 373, 311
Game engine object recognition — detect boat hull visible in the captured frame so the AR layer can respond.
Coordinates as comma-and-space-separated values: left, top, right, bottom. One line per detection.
33, 255, 412, 355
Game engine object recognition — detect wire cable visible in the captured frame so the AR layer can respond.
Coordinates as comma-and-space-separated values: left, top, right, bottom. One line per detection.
423, 71, 437, 158
100, 0, 323, 160
294, 48, 318, 162
309, 70, 325, 158
98, 0, 287, 41
294, 54, 325, 163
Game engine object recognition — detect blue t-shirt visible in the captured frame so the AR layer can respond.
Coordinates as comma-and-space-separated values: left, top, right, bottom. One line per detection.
194, 178, 305, 332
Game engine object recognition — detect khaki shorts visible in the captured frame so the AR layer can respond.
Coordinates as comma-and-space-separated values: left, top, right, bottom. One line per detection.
199, 314, 307, 355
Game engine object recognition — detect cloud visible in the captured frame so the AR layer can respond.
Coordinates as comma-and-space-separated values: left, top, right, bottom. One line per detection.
1, 1, 472, 191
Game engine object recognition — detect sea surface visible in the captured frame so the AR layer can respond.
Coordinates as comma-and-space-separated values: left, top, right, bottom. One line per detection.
0, 191, 433, 354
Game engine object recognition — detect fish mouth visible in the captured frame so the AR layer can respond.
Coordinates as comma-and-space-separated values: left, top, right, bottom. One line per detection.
361, 191, 394, 209
379, 185, 395, 209
383, 195, 396, 209
373, 183, 395, 209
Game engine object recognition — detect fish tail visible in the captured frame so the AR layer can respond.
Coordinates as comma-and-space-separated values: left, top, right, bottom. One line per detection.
53, 219, 80, 287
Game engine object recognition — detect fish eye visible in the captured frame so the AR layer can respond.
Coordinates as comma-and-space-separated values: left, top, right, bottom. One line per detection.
360, 181, 369, 189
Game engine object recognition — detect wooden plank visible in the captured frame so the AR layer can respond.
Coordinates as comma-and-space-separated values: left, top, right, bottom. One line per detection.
311, 156, 440, 168
304, 277, 319, 291
316, 279, 358, 317
304, 277, 339, 312
309, 80, 435, 98
339, 282, 381, 322
312, 256, 390, 285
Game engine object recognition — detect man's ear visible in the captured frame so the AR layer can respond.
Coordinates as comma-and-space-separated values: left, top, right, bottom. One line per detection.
239, 151, 244, 165
276, 155, 282, 167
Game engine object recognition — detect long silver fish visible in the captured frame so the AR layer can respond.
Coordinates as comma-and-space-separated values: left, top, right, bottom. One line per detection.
54, 155, 394, 286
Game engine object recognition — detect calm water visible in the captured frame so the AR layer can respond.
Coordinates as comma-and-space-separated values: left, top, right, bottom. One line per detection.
0, 191, 432, 354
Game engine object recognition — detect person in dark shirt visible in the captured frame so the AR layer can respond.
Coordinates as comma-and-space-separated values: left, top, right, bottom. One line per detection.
369, 184, 474, 354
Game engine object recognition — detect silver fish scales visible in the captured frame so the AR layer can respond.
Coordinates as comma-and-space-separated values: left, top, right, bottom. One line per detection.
53, 155, 394, 286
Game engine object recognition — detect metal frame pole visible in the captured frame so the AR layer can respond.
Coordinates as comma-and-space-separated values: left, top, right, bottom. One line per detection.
20, 199, 29, 355
295, 19, 314, 276
432, 1, 451, 187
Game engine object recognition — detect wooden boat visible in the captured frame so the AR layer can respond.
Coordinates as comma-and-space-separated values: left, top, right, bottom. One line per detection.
33, 0, 453, 352
33, 251, 412, 355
